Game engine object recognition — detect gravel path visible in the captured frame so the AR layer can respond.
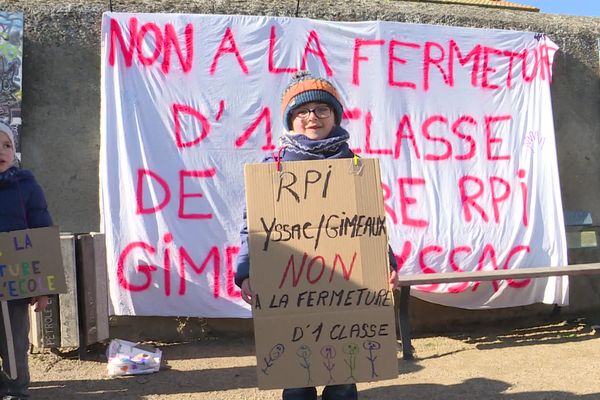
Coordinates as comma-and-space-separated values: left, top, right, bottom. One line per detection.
27, 319, 600, 399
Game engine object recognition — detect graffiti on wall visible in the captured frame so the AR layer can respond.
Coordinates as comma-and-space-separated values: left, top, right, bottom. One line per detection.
0, 12, 22, 158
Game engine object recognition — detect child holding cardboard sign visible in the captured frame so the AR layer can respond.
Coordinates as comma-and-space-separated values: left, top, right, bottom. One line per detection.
0, 122, 51, 399
235, 71, 398, 400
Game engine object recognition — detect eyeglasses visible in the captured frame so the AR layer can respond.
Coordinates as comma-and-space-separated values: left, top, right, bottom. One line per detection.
292, 105, 332, 120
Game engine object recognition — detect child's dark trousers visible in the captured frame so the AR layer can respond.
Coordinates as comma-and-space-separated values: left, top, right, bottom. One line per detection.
0, 299, 31, 399
283, 384, 358, 400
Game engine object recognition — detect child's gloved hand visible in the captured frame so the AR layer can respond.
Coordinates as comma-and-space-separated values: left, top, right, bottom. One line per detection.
30, 295, 49, 312
241, 278, 254, 305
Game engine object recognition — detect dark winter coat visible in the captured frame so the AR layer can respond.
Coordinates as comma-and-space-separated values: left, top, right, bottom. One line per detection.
0, 166, 53, 233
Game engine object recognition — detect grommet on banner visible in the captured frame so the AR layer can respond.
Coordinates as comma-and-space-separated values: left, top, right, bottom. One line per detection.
349, 155, 364, 175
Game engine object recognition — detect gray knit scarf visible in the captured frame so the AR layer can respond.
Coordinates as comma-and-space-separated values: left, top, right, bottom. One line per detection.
277, 125, 353, 161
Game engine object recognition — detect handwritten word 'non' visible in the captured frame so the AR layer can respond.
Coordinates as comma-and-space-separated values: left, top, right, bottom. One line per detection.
278, 252, 358, 289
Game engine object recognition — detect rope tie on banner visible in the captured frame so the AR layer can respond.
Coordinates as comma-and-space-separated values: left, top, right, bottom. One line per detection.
272, 146, 287, 172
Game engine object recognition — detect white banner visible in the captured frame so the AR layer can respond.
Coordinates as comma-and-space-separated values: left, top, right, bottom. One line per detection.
100, 12, 567, 316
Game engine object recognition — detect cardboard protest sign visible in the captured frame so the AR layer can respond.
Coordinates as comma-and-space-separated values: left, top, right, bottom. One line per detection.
0, 226, 67, 300
245, 158, 398, 389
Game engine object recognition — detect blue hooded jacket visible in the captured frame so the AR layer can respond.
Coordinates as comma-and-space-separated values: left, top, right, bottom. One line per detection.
0, 167, 53, 232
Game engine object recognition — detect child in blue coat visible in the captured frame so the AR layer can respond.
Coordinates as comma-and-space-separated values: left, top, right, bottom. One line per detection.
235, 71, 398, 400
0, 122, 52, 399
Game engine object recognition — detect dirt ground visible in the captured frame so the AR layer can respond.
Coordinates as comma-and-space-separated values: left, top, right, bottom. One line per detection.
27, 318, 600, 400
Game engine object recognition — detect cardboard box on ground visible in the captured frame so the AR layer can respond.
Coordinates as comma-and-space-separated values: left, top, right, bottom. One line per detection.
244, 158, 398, 390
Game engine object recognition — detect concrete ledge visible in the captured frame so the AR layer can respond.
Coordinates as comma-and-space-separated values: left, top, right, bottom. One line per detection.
109, 316, 255, 341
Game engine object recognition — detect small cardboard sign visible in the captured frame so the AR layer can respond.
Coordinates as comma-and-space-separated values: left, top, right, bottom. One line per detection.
0, 226, 67, 300
244, 158, 398, 389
